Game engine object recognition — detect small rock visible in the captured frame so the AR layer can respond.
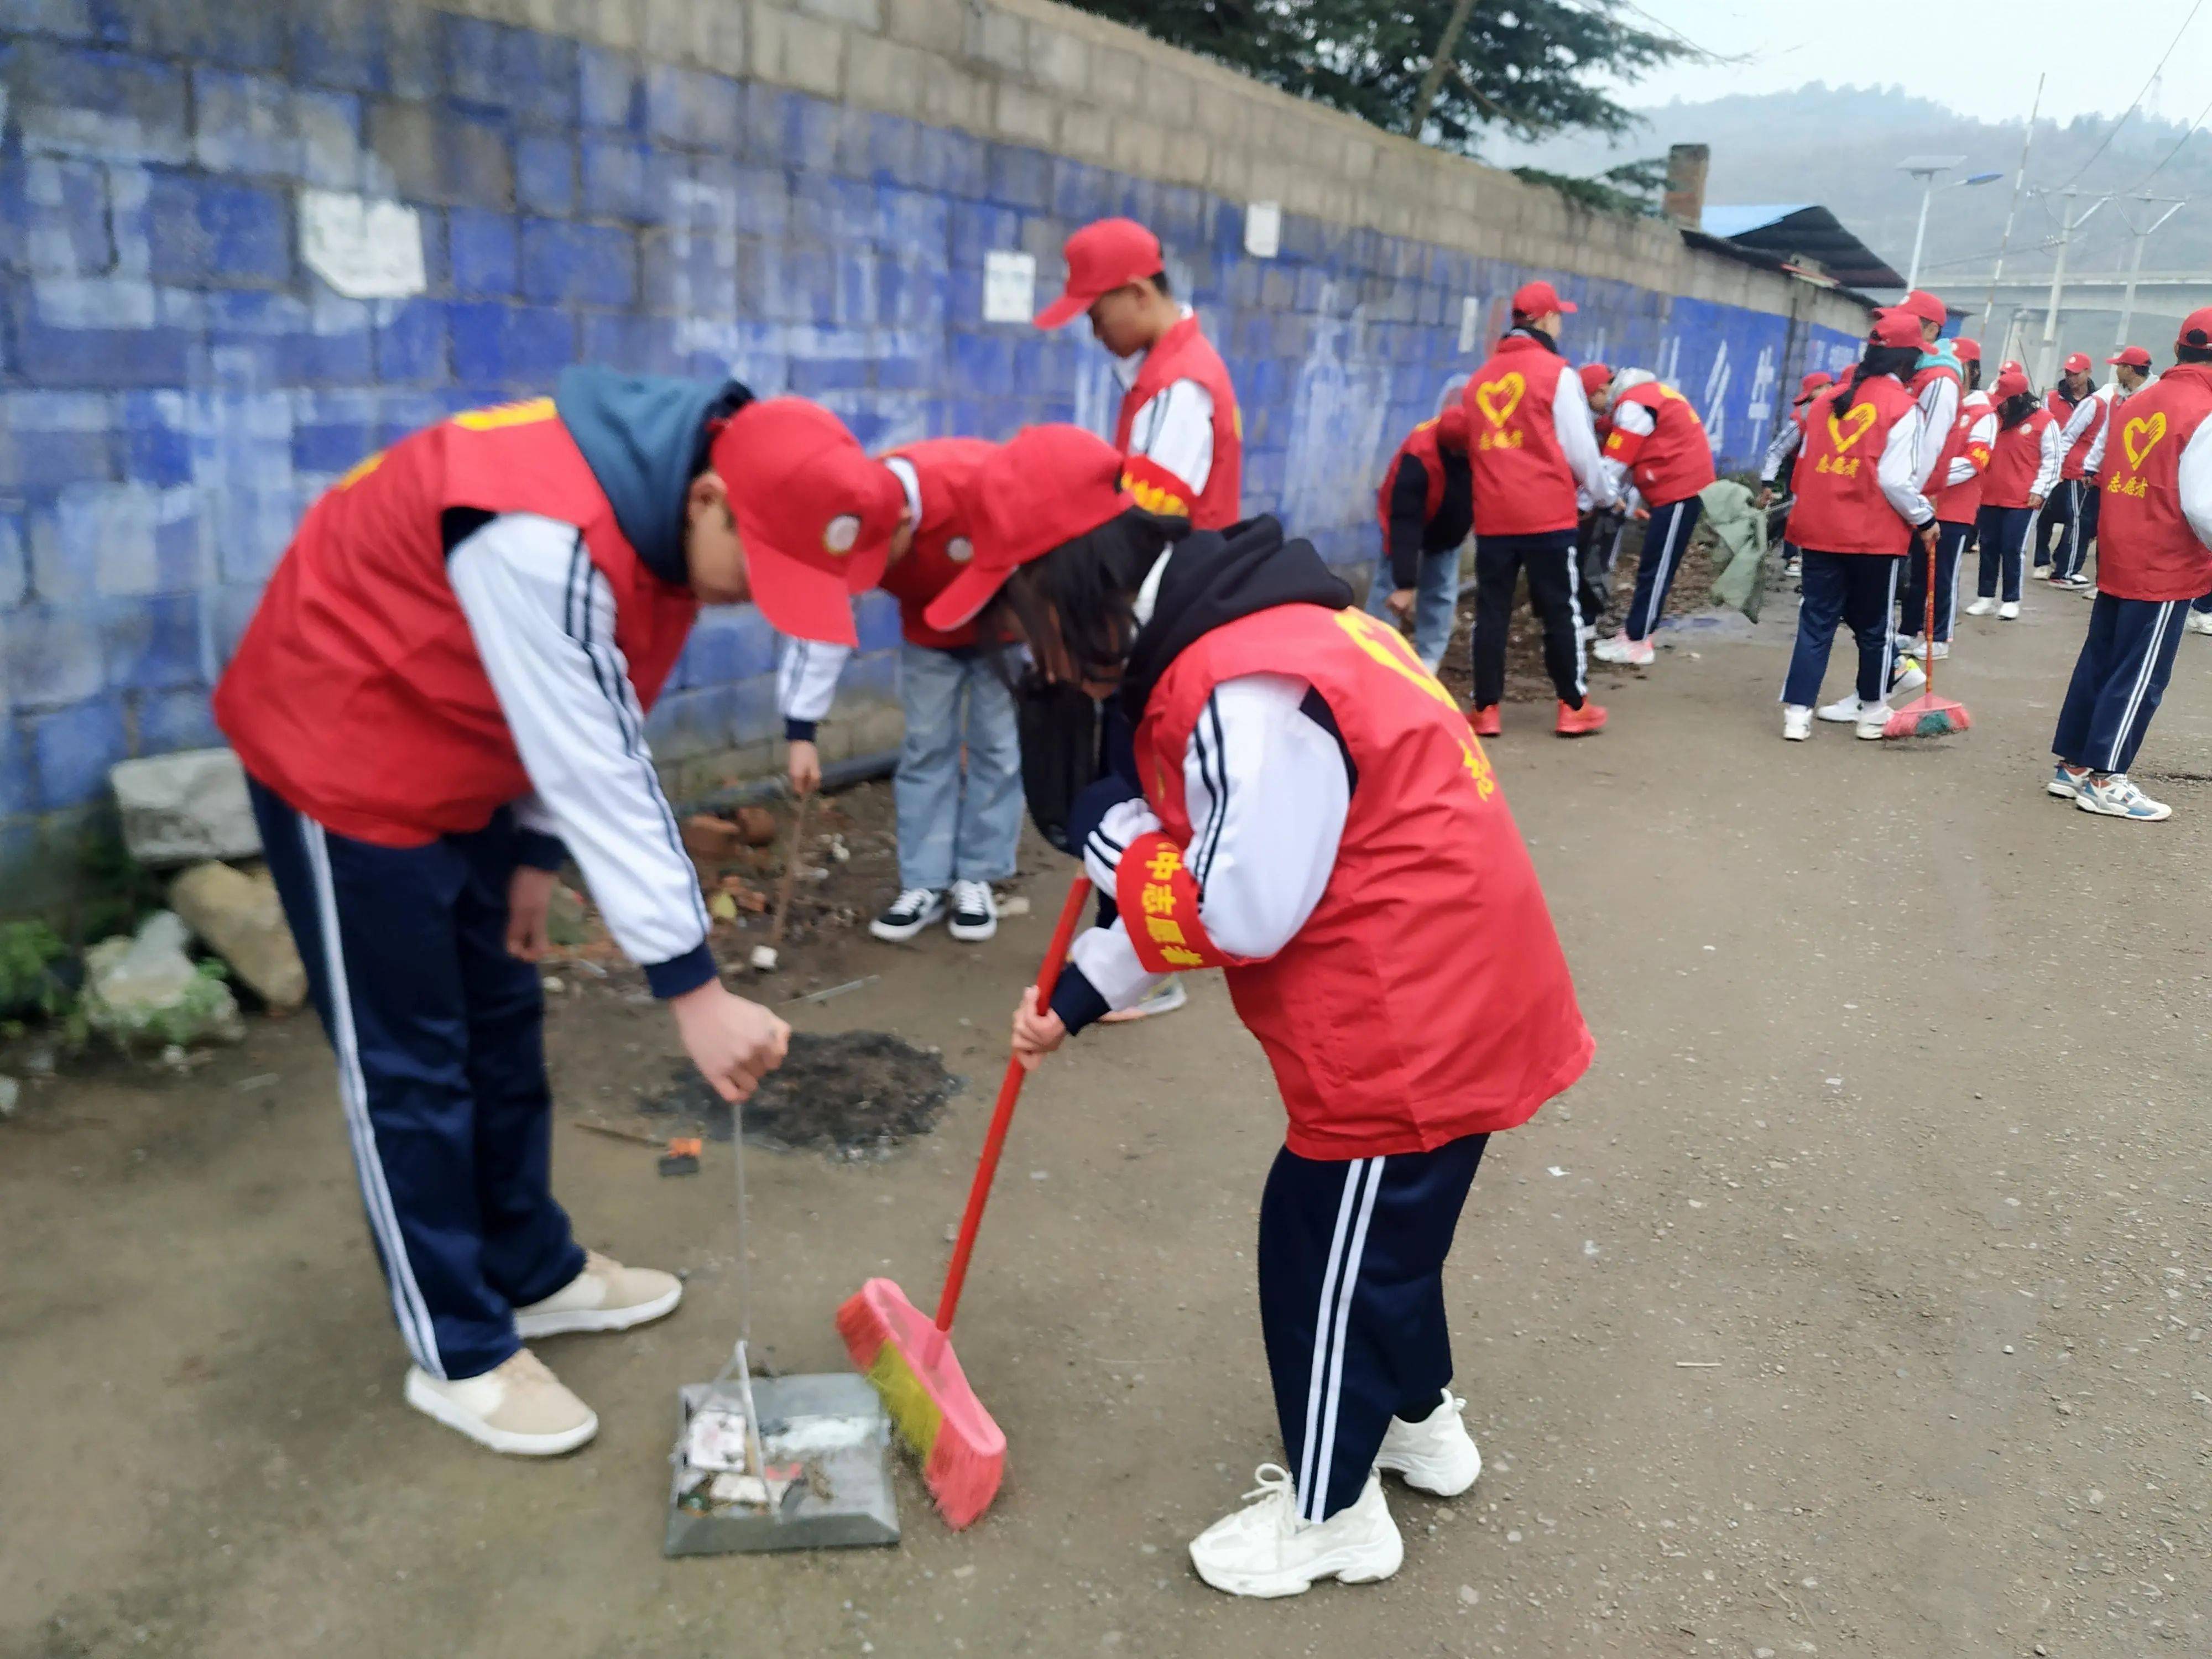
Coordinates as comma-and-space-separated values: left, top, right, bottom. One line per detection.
168, 862, 308, 1009
999, 895, 1032, 917
682, 814, 752, 863
541, 976, 565, 994
733, 805, 778, 847
1456, 1584, 1480, 1606
111, 749, 260, 867
0, 1074, 19, 1118
2086, 1488, 2104, 1506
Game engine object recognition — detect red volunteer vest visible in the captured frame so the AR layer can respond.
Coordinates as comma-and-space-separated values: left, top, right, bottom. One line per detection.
1375, 417, 1452, 535
213, 399, 699, 847
1783, 375, 1921, 556
2095, 362, 2212, 601
1981, 409, 2054, 510
1126, 603, 1592, 1160
1115, 314, 1243, 530
1601, 382, 1717, 506
1933, 391, 1995, 525
1464, 335, 1578, 535
880, 437, 994, 650
2051, 387, 2104, 481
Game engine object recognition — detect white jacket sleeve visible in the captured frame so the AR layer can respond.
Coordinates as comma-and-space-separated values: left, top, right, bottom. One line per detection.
1554, 363, 1615, 507
2058, 392, 2101, 452
1945, 407, 1998, 488
776, 637, 851, 737
1599, 397, 1653, 502
1877, 409, 1935, 528
2083, 388, 2121, 474
1125, 379, 1215, 501
448, 513, 716, 998
1913, 375, 1960, 492
2033, 420, 2064, 500
2178, 418, 2212, 550
1760, 420, 1803, 486
1058, 672, 1351, 1022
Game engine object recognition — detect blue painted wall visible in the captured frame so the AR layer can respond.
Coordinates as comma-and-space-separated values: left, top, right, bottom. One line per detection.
0, 0, 1863, 885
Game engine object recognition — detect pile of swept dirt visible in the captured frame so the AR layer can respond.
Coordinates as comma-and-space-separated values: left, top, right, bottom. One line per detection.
639, 1030, 963, 1159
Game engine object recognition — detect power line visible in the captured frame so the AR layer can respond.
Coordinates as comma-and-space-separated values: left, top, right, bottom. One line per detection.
2057, 0, 2205, 188
2128, 88, 2212, 191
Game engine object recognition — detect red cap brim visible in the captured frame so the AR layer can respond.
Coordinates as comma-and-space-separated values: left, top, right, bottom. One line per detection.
734, 509, 891, 646
922, 561, 1010, 634
1032, 289, 1095, 330
1556, 298, 1578, 314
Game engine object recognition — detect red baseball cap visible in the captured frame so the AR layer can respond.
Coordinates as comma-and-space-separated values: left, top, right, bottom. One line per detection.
2063, 351, 2092, 374
1952, 336, 1981, 363
1993, 366, 2031, 401
2180, 307, 2212, 349
2107, 345, 2152, 368
1577, 362, 1613, 398
1870, 310, 1923, 349
707, 398, 905, 646
1034, 218, 1165, 330
1797, 369, 1834, 398
1893, 289, 1948, 328
925, 425, 1134, 632
2001, 358, 2026, 377
1512, 279, 1576, 317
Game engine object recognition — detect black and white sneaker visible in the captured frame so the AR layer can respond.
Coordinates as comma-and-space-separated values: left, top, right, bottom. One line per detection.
947, 879, 997, 942
870, 887, 945, 942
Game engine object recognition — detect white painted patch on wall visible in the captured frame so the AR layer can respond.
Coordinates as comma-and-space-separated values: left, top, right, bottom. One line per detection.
1746, 345, 1777, 428
299, 190, 425, 300
1457, 295, 1482, 354
1243, 201, 1280, 259
1281, 284, 1390, 535
1701, 341, 1732, 450
983, 250, 1036, 324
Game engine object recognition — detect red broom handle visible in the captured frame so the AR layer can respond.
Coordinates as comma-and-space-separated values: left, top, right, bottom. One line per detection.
932, 872, 1094, 1334
1923, 526, 1940, 696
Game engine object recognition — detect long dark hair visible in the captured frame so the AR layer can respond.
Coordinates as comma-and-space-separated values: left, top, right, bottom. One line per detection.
1829, 342, 1922, 422
1999, 392, 2038, 428
1962, 359, 1982, 393
983, 507, 1189, 687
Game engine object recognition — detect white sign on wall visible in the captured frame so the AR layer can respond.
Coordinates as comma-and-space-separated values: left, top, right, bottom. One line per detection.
1244, 201, 1281, 259
1457, 296, 1483, 353
300, 189, 427, 300
983, 250, 1037, 324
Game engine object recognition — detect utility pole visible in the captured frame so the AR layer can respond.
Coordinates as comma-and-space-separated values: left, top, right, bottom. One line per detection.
2115, 197, 2187, 347
1406, 0, 1478, 140
2036, 190, 2109, 386
1983, 74, 2043, 340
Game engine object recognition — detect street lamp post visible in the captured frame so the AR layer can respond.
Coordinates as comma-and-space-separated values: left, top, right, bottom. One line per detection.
1898, 156, 2001, 291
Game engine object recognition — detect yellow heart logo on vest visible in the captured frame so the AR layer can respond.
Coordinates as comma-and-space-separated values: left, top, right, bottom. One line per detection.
2122, 411, 2168, 470
1827, 403, 1878, 453
1474, 373, 1525, 429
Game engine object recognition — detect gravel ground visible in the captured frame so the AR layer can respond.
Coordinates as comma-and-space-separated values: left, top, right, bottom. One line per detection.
3, 572, 2208, 1659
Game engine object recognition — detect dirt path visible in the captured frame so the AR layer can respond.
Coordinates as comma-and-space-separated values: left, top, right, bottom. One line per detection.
4, 580, 2209, 1658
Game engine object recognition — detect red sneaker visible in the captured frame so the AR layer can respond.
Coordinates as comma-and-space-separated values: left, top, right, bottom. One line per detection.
1469, 705, 1502, 737
1555, 700, 1607, 737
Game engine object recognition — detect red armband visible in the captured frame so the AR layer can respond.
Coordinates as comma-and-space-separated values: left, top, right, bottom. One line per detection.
1601, 426, 1646, 465
1114, 831, 1241, 972
1119, 453, 1194, 520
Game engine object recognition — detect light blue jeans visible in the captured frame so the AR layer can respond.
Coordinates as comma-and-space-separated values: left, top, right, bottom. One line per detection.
895, 641, 1022, 892
1364, 548, 1462, 672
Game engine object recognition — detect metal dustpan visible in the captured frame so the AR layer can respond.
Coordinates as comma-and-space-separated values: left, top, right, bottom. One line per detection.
664, 1109, 899, 1557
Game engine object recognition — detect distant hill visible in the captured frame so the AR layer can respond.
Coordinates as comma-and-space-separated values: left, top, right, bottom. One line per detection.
1492, 84, 2212, 295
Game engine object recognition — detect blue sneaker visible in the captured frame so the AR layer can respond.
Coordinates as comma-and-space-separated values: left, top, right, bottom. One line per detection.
2047, 764, 2089, 800
2077, 774, 2172, 821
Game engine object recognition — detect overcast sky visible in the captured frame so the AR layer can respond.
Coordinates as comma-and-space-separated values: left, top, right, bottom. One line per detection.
1614, 0, 2210, 127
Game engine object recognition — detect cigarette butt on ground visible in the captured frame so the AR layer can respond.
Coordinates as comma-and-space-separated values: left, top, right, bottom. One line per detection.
1674, 1360, 1723, 1368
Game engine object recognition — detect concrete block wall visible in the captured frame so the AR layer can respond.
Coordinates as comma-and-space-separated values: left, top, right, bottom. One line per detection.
0, 0, 1870, 914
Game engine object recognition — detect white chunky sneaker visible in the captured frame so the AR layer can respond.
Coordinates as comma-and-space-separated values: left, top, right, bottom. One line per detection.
1592, 632, 1655, 667
1855, 702, 1892, 740
2187, 609, 2212, 637
1998, 601, 2021, 619
1781, 705, 1813, 742
1376, 1389, 1482, 1497
404, 1349, 598, 1456
1815, 694, 1864, 724
947, 879, 998, 942
1188, 1465, 1403, 1598
870, 886, 946, 942
2077, 773, 2172, 821
514, 1249, 682, 1338
1964, 597, 1997, 617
